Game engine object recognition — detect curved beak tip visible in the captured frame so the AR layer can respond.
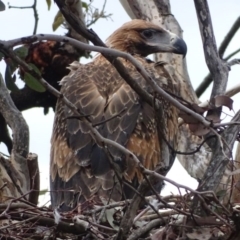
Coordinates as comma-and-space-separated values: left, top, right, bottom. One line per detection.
173, 37, 187, 58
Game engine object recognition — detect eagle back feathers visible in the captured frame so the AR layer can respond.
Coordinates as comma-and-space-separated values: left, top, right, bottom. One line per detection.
50, 55, 179, 209
50, 19, 185, 210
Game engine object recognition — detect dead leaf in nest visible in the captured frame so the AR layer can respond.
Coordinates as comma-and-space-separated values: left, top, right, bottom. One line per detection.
151, 227, 165, 240
206, 113, 221, 124
151, 226, 177, 240
105, 208, 120, 231
186, 228, 212, 240
186, 227, 223, 240
210, 95, 233, 110
179, 95, 233, 136
191, 103, 209, 114
179, 103, 208, 124
188, 123, 210, 136
100, 198, 123, 231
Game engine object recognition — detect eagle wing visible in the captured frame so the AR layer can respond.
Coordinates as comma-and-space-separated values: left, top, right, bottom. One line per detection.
50, 58, 178, 210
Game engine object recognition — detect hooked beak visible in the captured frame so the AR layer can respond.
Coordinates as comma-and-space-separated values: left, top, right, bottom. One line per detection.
169, 32, 187, 58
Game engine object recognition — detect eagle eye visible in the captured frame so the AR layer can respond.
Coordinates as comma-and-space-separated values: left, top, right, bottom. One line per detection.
141, 29, 155, 39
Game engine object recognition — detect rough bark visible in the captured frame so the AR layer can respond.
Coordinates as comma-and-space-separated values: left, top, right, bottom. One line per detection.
0, 73, 30, 202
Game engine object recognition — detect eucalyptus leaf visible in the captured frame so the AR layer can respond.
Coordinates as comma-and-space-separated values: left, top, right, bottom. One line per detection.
14, 46, 28, 60
24, 64, 46, 92
82, 2, 88, 12
52, 10, 64, 31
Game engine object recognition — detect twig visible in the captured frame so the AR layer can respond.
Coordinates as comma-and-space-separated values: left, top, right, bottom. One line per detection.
93, 107, 127, 127
197, 110, 240, 193
127, 218, 164, 240
224, 48, 240, 61
228, 58, 240, 67
8, 0, 39, 35
195, 16, 240, 97
219, 17, 240, 58
86, 0, 112, 28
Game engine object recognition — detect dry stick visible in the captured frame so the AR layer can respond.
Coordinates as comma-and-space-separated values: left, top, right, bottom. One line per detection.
127, 219, 164, 240
142, 167, 230, 215
142, 169, 232, 229
228, 58, 240, 67
85, 195, 181, 216
195, 16, 240, 97
0, 212, 85, 235
224, 48, 240, 61
140, 180, 191, 218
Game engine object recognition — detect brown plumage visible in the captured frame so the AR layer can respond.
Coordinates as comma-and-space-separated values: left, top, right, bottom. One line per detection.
50, 20, 187, 210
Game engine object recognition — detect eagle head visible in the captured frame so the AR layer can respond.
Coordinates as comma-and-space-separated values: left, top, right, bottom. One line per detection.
106, 19, 187, 57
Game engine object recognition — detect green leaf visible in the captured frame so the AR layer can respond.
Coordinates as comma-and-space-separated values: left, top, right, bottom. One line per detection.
14, 46, 28, 60
0, 0, 6, 11
82, 1, 88, 12
5, 65, 19, 92
52, 10, 64, 31
24, 64, 46, 92
46, 0, 51, 10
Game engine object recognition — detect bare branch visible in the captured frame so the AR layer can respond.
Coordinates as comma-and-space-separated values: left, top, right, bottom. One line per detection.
195, 16, 240, 97
228, 58, 240, 67
219, 17, 240, 59
195, 73, 212, 98
225, 83, 240, 98
198, 111, 240, 192
224, 48, 240, 61
8, 0, 39, 35
194, 0, 229, 100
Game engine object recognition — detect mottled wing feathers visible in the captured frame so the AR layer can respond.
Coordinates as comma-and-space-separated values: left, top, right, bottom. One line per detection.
50, 59, 143, 207
50, 57, 179, 209
62, 61, 142, 174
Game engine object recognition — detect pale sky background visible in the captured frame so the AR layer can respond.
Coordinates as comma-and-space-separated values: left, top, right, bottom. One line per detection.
0, 0, 239, 204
